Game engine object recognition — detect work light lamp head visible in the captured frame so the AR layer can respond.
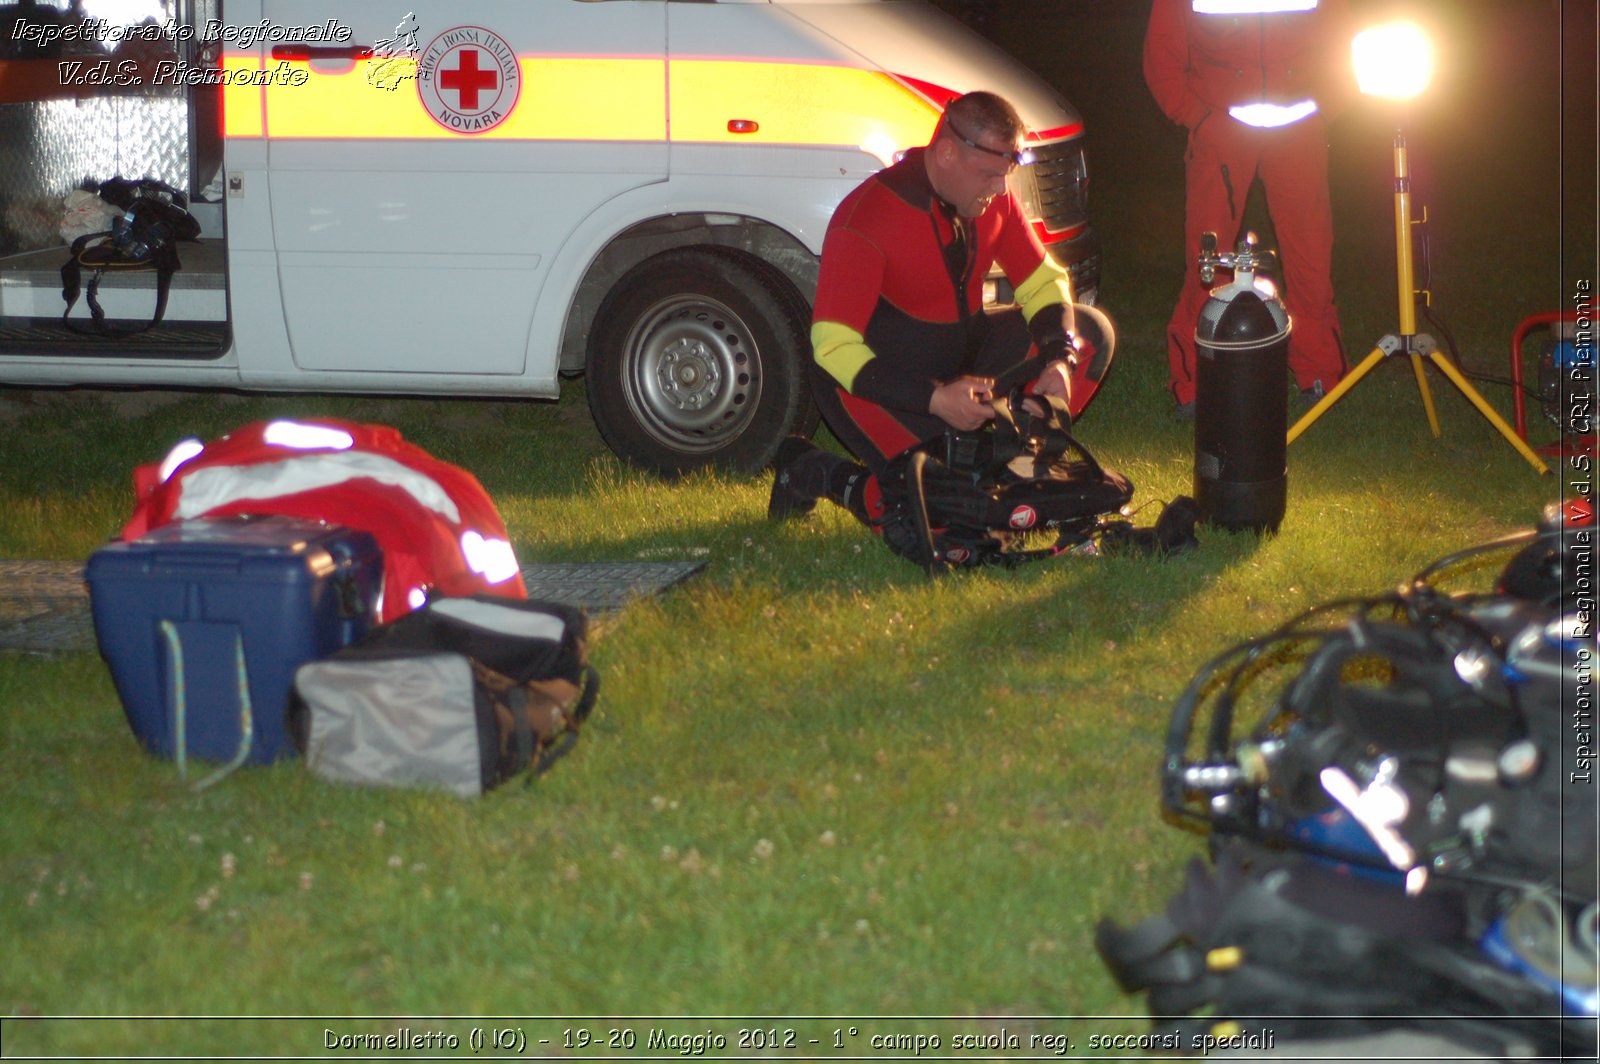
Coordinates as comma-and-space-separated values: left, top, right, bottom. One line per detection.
1352, 21, 1434, 100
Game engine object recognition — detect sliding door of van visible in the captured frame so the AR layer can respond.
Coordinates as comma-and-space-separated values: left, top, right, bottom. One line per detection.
260, 1, 666, 377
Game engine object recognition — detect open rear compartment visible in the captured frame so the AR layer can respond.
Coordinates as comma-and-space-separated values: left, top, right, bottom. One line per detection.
0, 0, 229, 358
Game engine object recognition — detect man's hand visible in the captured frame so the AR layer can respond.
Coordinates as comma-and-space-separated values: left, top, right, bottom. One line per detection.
929, 375, 996, 431
1032, 358, 1072, 404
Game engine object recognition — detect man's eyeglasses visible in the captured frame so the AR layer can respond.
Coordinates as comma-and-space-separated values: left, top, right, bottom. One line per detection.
944, 117, 1037, 169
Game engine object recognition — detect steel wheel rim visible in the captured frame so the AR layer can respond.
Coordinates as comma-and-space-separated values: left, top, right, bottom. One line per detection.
621, 294, 763, 453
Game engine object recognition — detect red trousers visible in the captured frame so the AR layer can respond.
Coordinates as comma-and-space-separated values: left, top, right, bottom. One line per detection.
1167, 113, 1345, 405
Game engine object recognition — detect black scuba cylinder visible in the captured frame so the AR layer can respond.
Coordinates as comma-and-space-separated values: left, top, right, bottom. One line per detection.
1193, 233, 1291, 533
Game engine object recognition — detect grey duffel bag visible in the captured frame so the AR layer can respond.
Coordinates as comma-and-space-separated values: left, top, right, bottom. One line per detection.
290, 596, 598, 797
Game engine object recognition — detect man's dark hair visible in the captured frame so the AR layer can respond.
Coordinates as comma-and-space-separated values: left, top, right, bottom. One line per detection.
939, 91, 1025, 148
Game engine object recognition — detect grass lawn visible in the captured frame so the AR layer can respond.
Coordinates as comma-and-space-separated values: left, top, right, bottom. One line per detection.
0, 0, 1590, 1056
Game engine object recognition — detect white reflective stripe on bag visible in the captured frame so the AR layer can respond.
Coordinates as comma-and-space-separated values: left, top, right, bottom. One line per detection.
427, 595, 564, 638
173, 450, 464, 523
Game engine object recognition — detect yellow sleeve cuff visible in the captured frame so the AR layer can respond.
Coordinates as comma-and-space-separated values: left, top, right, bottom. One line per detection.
812, 320, 875, 393
1015, 258, 1074, 323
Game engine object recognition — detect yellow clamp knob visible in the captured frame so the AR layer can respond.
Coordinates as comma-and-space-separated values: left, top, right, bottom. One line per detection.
1206, 946, 1243, 971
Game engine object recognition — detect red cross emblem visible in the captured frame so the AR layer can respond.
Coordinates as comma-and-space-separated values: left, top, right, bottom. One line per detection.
440, 48, 497, 111
418, 26, 521, 134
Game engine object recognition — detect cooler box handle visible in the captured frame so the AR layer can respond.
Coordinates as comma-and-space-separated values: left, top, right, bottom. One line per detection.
159, 621, 254, 791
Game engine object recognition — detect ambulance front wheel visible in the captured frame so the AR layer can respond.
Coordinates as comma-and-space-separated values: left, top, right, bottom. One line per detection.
587, 246, 817, 478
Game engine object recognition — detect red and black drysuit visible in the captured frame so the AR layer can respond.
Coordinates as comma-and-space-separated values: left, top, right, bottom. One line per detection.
1145, 0, 1354, 406
809, 147, 1101, 521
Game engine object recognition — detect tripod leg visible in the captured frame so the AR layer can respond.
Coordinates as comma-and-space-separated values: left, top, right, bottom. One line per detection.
1410, 352, 1442, 437
1426, 352, 1551, 475
1287, 345, 1385, 444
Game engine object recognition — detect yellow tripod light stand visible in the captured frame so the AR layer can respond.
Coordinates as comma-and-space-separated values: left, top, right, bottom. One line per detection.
1290, 17, 1549, 475
1286, 132, 1549, 475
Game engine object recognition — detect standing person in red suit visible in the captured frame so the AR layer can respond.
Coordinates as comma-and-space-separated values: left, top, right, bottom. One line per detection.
769, 91, 1113, 528
1145, 0, 1354, 418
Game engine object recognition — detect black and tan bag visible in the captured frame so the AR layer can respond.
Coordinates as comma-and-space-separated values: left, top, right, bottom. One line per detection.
290, 596, 598, 797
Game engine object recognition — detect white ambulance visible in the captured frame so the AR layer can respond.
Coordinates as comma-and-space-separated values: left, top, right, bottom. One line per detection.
0, 0, 1098, 475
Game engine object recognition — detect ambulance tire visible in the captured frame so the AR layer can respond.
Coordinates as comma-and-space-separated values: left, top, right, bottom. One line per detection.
587, 246, 818, 478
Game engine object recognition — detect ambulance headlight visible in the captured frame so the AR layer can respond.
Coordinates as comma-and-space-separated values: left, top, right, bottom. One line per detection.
860, 131, 904, 169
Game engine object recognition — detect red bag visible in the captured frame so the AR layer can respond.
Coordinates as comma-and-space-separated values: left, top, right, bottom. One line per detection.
123, 419, 526, 621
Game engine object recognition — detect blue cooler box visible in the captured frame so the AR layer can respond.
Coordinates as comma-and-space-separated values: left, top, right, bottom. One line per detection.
86, 516, 384, 766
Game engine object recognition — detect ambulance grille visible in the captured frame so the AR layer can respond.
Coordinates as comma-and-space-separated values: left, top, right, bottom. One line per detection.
1026, 137, 1089, 235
